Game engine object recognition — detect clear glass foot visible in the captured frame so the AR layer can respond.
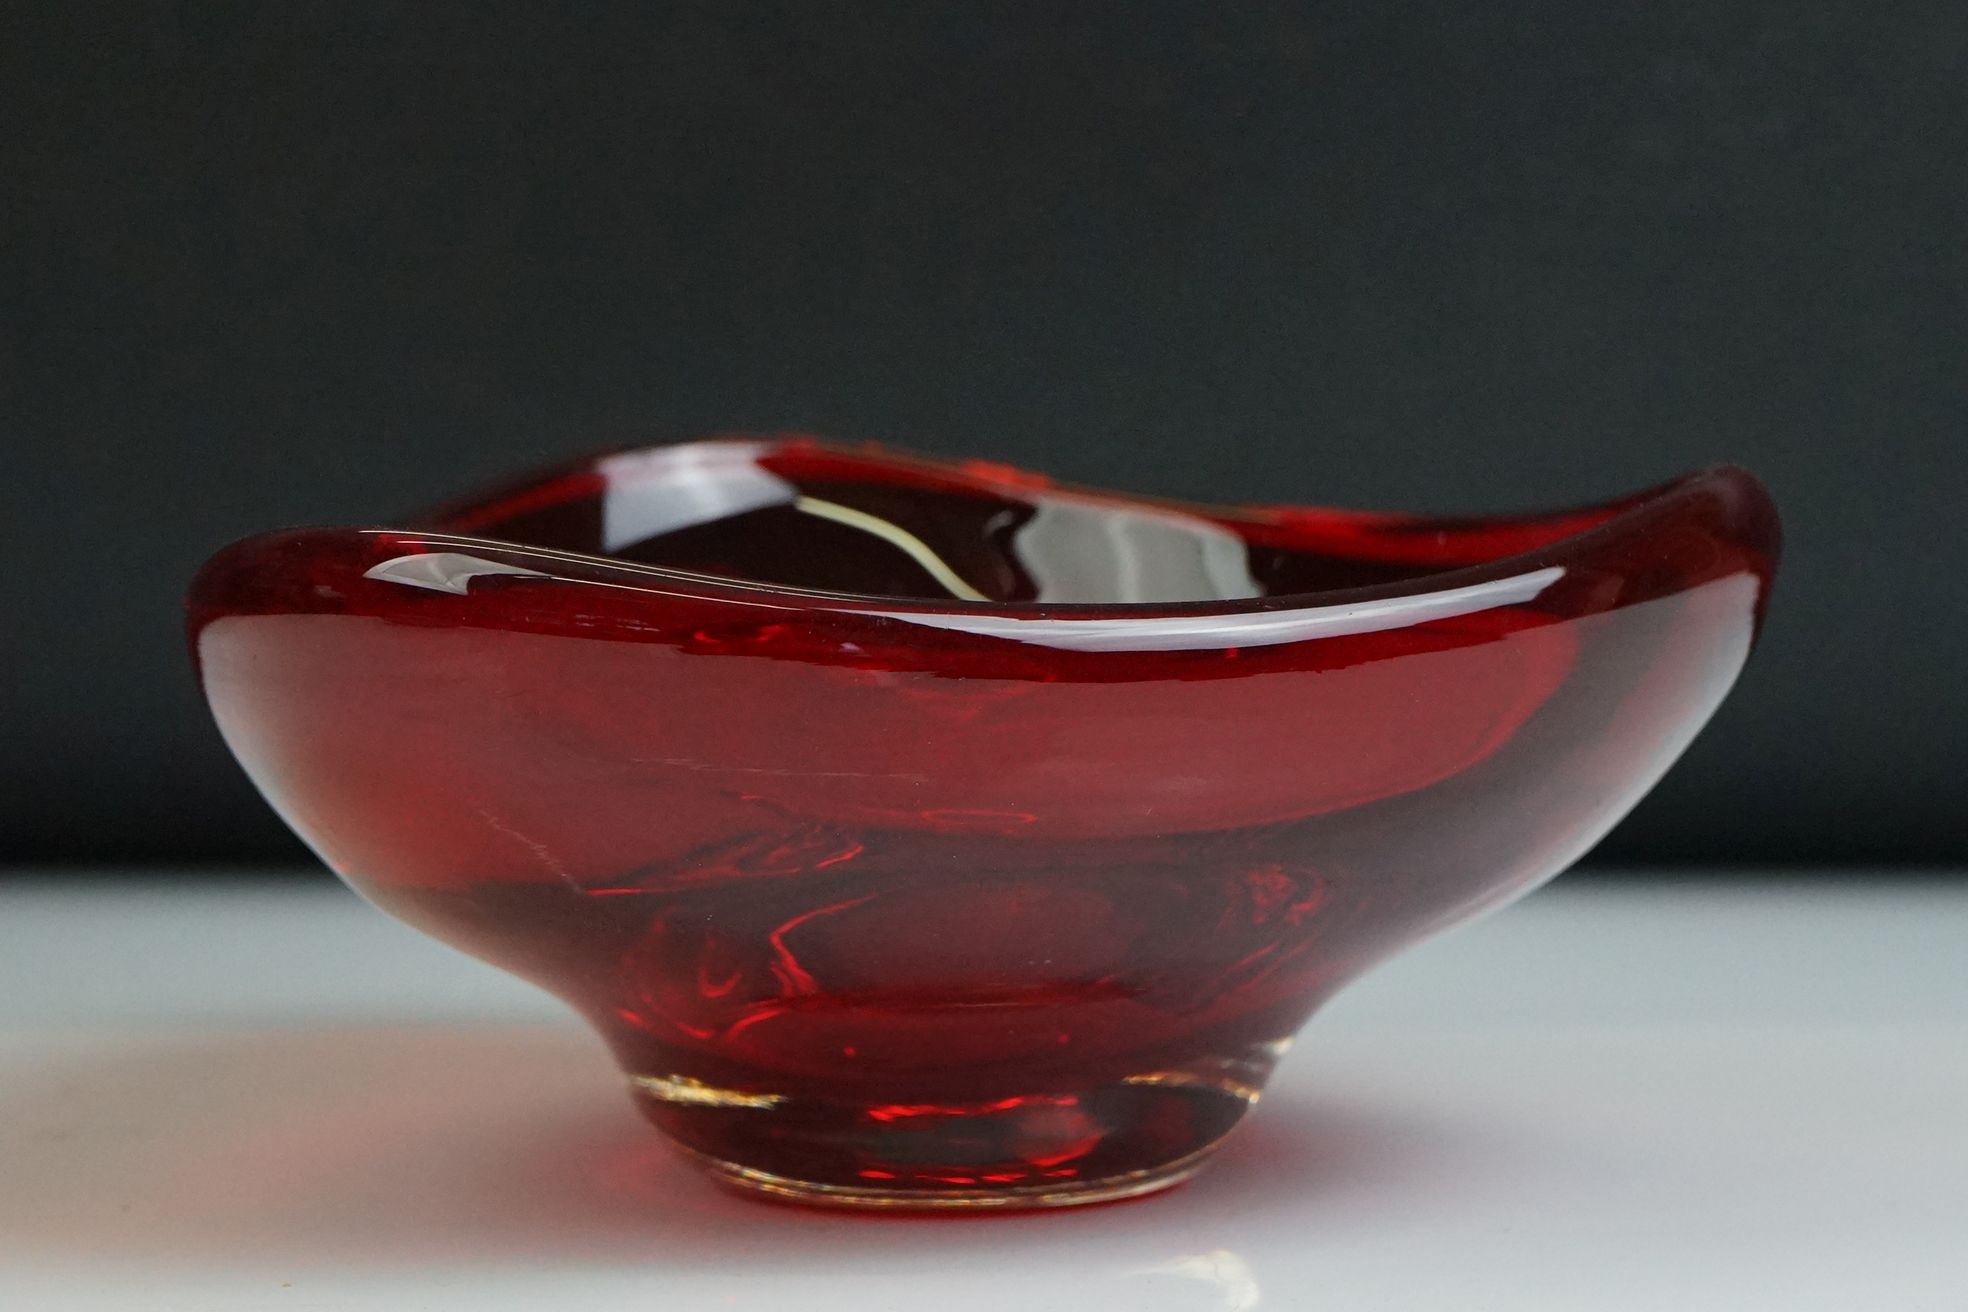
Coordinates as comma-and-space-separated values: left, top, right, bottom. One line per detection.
628, 1051, 1274, 1210
680, 1140, 1220, 1210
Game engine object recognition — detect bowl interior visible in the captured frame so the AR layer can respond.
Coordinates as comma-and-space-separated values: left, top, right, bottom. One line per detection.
428, 439, 1616, 606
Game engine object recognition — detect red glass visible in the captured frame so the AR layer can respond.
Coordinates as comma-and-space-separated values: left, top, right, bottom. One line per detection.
188, 436, 1779, 1209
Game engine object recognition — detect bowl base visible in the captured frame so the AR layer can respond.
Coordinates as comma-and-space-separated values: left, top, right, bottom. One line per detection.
679, 1140, 1218, 1210
627, 1049, 1275, 1210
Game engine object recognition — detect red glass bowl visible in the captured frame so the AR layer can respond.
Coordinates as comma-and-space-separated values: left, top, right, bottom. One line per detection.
188, 436, 1779, 1209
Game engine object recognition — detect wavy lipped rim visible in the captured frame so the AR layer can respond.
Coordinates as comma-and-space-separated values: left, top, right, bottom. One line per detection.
210, 437, 1778, 633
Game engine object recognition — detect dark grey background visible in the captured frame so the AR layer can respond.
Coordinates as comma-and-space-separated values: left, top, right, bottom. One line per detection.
5, 4, 1963, 870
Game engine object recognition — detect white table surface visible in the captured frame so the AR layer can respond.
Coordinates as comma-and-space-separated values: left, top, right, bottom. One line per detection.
1, 873, 1962, 1310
